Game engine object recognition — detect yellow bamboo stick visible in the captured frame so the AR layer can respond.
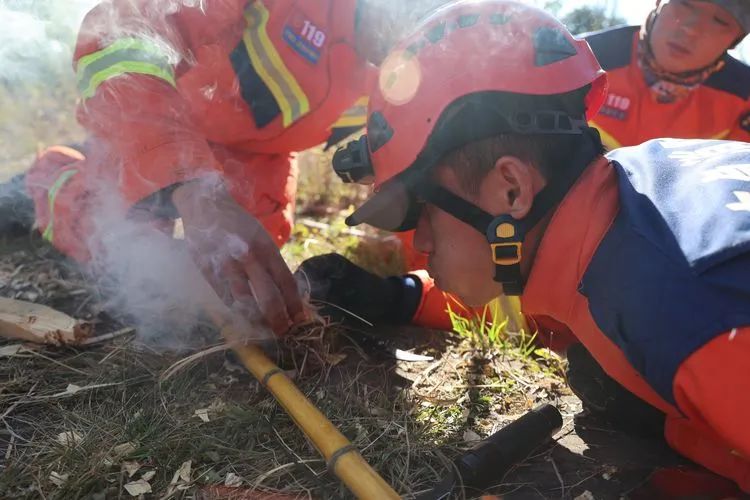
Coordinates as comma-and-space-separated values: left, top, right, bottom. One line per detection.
213, 312, 400, 499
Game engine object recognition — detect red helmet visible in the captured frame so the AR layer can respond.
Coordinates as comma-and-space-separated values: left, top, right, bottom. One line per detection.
335, 0, 606, 185
332, 0, 608, 294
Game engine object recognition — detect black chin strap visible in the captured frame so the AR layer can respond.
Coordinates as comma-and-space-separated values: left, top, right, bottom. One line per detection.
415, 128, 601, 295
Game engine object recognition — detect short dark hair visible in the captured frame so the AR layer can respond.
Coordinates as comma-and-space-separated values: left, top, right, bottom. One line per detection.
440, 131, 605, 195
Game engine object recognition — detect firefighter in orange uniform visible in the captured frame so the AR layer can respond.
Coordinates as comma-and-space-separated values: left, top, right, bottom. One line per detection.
302, 0, 750, 334
368, 0, 750, 312
24, 0, 435, 334
586, 0, 750, 149
321, 1, 750, 493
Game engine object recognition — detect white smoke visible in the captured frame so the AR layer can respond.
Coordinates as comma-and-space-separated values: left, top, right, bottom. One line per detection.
0, 0, 98, 83
87, 187, 276, 348
0, 0, 277, 348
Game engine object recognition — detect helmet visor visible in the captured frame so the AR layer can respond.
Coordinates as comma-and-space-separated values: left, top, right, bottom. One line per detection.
345, 177, 423, 232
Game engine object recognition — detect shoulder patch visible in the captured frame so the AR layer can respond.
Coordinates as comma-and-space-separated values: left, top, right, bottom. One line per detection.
283, 10, 327, 64
705, 55, 750, 100
583, 25, 639, 71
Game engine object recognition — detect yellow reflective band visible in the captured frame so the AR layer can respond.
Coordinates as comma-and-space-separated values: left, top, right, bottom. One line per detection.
331, 96, 369, 129
76, 37, 176, 99
243, 1, 309, 127
42, 169, 79, 243
589, 120, 623, 150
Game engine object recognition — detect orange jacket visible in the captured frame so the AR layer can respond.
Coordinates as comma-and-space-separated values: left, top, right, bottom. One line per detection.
585, 26, 750, 149
521, 149, 750, 491
73, 0, 371, 207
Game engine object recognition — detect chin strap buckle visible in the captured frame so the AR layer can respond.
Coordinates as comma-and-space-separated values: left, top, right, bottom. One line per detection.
487, 216, 525, 296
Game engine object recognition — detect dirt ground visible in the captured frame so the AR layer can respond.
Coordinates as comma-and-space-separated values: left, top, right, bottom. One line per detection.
2, 231, 734, 500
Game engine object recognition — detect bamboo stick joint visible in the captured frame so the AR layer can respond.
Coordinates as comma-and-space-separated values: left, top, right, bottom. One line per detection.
261, 367, 284, 386
327, 444, 358, 472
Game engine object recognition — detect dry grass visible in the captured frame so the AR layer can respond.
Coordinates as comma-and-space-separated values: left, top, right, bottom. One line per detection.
0, 234, 574, 499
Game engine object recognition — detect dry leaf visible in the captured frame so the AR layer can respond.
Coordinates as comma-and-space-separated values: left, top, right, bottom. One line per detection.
194, 408, 210, 423
141, 470, 156, 482
124, 479, 152, 496
65, 384, 82, 395
169, 460, 193, 490
49, 472, 69, 487
178, 460, 192, 482
395, 349, 434, 362
463, 429, 481, 443
323, 352, 347, 366
56, 431, 82, 447
460, 408, 471, 425
113, 442, 137, 457
224, 472, 242, 487
574, 491, 595, 500
122, 461, 140, 478
0, 344, 24, 357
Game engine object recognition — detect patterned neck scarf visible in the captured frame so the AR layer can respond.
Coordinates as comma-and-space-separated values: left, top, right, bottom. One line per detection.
638, 8, 726, 104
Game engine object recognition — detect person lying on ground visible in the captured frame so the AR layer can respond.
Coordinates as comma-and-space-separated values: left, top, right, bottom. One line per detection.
298, 0, 750, 493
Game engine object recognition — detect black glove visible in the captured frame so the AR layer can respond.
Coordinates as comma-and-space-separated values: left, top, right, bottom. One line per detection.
566, 342, 666, 439
294, 253, 421, 326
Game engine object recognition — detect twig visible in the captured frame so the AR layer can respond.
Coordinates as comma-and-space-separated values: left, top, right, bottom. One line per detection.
32, 382, 123, 401
450, 383, 515, 389
160, 343, 230, 382
0, 382, 37, 445
24, 350, 88, 376
4, 434, 14, 460
97, 343, 128, 365
8, 264, 25, 279
271, 426, 319, 477
1, 382, 38, 419
252, 460, 322, 489
548, 455, 565, 499
411, 359, 445, 388
312, 300, 374, 327
553, 469, 602, 492
73, 294, 93, 316
1, 400, 22, 421
79, 327, 135, 346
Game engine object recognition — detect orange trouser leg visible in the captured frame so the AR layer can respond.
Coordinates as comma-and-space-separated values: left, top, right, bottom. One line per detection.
26, 145, 96, 262
222, 153, 297, 249
27, 145, 176, 262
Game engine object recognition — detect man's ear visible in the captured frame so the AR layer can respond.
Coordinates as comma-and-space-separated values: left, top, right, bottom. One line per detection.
480, 156, 539, 219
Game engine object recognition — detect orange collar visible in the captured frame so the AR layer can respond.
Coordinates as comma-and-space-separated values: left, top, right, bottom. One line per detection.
522, 156, 620, 322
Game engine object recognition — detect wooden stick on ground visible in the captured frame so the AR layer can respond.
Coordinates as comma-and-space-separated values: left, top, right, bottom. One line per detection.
0, 297, 93, 345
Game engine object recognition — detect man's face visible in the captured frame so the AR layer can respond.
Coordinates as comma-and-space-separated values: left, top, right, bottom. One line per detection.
650, 0, 743, 73
412, 167, 502, 307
